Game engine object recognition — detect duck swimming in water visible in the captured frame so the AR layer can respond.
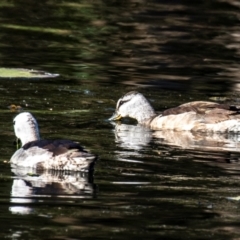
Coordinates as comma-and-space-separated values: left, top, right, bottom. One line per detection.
10, 112, 97, 171
109, 91, 240, 133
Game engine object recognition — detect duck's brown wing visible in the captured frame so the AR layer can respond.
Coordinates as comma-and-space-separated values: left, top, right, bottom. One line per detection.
162, 101, 240, 123
22, 139, 88, 156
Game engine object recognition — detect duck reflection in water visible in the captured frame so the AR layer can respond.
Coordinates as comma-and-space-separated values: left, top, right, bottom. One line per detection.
10, 167, 96, 215
111, 122, 240, 153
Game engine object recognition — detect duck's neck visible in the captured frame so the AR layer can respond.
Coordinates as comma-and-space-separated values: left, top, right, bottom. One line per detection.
130, 100, 157, 124
20, 127, 40, 146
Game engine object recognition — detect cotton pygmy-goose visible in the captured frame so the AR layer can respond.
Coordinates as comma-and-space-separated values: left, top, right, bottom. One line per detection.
10, 112, 97, 171
109, 91, 240, 133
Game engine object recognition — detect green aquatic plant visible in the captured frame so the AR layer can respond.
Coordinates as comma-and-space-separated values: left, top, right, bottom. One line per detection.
0, 68, 59, 79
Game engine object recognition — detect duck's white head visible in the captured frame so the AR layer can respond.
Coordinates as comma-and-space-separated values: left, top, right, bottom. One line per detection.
13, 112, 40, 146
109, 91, 156, 123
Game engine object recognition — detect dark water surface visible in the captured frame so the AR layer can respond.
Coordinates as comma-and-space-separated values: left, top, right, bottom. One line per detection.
1, 0, 240, 239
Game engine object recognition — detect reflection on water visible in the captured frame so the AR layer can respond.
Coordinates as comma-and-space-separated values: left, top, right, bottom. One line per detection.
113, 122, 240, 153
112, 122, 152, 150
10, 167, 95, 215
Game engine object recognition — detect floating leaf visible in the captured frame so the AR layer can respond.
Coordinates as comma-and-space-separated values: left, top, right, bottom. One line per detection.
0, 68, 59, 79
209, 96, 229, 102
8, 104, 23, 112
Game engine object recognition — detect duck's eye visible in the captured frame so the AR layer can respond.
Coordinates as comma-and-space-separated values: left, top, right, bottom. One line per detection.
117, 100, 125, 109
13, 120, 15, 125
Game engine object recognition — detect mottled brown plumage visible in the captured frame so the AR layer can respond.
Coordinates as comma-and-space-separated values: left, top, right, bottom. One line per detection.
162, 101, 238, 115
109, 92, 240, 133
23, 139, 86, 156
10, 112, 97, 171
162, 101, 240, 124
